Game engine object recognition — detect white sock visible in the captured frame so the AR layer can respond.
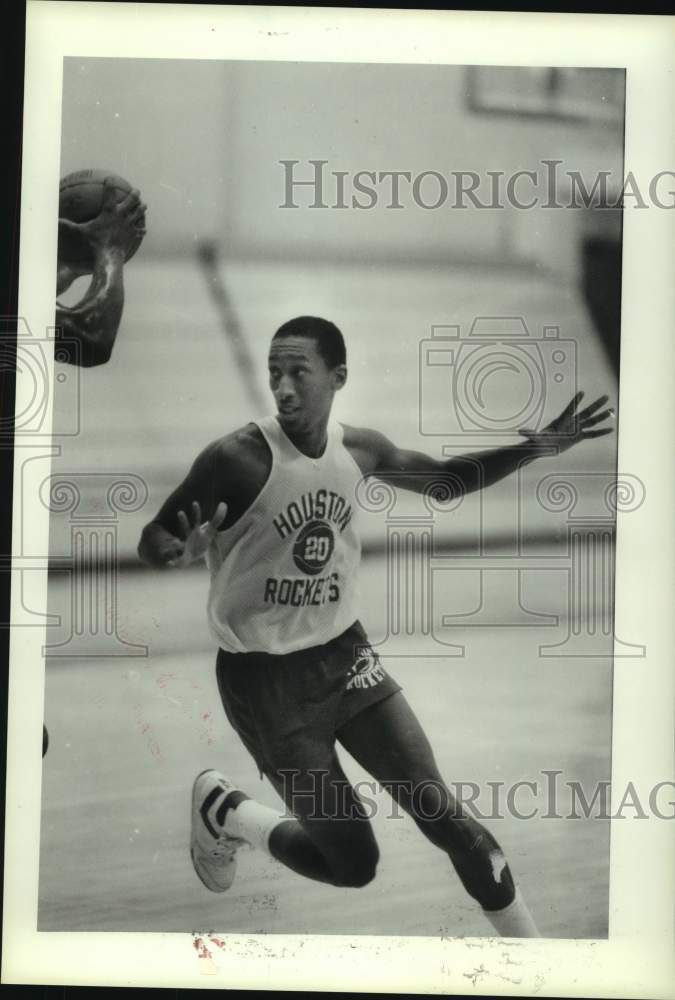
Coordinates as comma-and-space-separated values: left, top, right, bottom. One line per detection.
223, 798, 287, 853
483, 888, 540, 938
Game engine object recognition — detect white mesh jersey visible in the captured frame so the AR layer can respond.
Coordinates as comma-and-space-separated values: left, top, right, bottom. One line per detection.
205, 415, 363, 654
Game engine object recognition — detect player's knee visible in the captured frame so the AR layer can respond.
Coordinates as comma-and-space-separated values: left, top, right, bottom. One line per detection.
332, 840, 379, 888
335, 858, 378, 888
449, 824, 516, 911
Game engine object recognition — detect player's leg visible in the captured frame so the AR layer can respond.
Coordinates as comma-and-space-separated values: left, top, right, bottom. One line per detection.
191, 644, 380, 892
263, 751, 379, 887
190, 766, 337, 889
191, 751, 379, 890
337, 691, 539, 936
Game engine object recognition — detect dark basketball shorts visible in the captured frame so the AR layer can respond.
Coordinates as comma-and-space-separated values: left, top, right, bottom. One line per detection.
215, 620, 401, 780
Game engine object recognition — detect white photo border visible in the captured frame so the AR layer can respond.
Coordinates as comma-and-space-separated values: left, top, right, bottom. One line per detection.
4, 3, 674, 995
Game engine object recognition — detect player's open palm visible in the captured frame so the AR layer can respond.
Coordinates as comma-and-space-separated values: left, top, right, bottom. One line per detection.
518, 391, 614, 454
169, 501, 228, 567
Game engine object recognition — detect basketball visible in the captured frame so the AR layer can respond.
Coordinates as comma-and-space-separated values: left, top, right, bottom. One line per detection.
59, 168, 144, 266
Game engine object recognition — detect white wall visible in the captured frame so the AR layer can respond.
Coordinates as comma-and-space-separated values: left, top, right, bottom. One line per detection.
60, 59, 233, 256
61, 59, 624, 275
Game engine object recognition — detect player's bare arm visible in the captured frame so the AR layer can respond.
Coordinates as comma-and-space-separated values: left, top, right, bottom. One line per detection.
137, 425, 271, 569
345, 391, 614, 497
56, 180, 146, 367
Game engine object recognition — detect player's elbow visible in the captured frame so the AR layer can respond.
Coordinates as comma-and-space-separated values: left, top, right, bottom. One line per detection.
56, 316, 114, 367
79, 340, 113, 367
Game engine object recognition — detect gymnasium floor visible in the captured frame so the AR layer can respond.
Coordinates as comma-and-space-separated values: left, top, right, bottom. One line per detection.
39, 258, 616, 937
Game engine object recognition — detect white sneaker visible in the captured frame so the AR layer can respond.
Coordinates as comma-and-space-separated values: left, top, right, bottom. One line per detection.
190, 769, 246, 892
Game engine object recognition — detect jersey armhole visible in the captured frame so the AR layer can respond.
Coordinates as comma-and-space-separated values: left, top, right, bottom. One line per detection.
338, 422, 370, 482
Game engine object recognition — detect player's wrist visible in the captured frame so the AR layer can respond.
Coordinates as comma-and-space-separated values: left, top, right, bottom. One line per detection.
96, 242, 126, 261
516, 437, 553, 462
166, 547, 192, 568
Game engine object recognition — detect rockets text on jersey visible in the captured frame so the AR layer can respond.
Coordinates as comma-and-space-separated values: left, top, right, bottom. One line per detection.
205, 416, 362, 654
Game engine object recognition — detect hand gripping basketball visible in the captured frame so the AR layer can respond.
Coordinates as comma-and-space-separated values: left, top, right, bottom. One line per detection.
59, 169, 147, 261
168, 501, 228, 568
88, 178, 147, 256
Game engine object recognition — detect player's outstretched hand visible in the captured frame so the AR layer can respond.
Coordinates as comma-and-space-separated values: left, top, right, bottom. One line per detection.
518, 391, 615, 454
168, 501, 228, 568
82, 177, 147, 255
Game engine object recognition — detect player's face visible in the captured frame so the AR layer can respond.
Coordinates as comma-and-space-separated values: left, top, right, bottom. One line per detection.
268, 336, 345, 433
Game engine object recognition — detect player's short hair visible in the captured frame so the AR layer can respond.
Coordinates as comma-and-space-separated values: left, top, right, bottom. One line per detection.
272, 316, 346, 369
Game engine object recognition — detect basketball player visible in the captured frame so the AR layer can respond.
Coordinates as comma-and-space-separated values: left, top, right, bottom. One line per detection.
138, 316, 613, 936
56, 177, 146, 367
